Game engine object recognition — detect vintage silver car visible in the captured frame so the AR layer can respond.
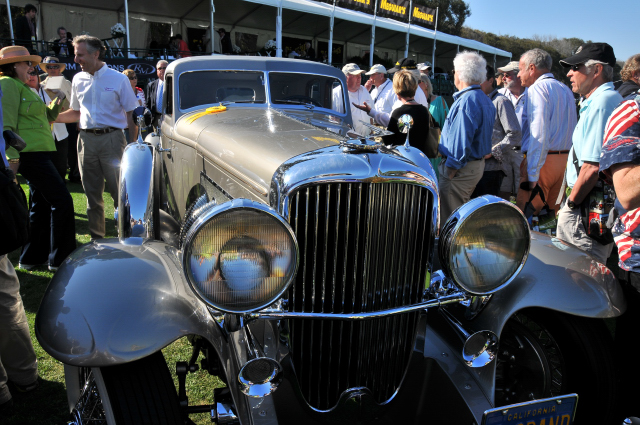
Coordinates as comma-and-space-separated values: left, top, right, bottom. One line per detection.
36, 56, 625, 425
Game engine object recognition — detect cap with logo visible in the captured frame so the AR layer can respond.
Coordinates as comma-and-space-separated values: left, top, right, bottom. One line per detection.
559, 43, 616, 68
365, 64, 387, 75
388, 58, 417, 73
342, 63, 366, 75
497, 61, 519, 73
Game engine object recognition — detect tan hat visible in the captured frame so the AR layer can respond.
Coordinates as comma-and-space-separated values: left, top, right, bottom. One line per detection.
365, 64, 387, 75
342, 63, 365, 76
41, 56, 66, 72
0, 46, 41, 67
497, 61, 519, 73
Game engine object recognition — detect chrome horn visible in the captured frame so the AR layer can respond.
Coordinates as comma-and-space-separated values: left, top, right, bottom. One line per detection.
237, 326, 283, 398
439, 308, 498, 368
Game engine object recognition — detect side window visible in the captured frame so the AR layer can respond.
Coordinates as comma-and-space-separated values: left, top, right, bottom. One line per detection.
165, 76, 173, 116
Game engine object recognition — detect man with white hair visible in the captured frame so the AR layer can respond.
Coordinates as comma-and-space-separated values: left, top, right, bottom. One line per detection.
332, 63, 372, 136
438, 51, 496, 223
364, 64, 395, 118
497, 61, 528, 200
516, 48, 577, 215
555, 43, 622, 262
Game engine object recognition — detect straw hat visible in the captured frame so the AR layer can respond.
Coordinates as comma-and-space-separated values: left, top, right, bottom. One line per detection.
0, 46, 41, 67
41, 56, 66, 72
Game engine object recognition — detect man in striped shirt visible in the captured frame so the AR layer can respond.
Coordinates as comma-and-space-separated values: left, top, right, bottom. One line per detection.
515, 48, 577, 215
599, 96, 640, 417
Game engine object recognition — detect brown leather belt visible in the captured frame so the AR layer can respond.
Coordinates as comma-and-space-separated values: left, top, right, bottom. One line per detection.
81, 127, 118, 135
547, 150, 570, 155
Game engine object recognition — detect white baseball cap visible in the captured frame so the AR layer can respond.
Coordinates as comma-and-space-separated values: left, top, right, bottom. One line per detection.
365, 64, 387, 75
342, 63, 366, 75
417, 62, 432, 71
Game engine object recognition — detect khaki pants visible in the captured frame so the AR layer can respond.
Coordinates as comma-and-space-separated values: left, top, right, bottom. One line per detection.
77, 129, 126, 239
0, 255, 38, 405
438, 159, 485, 225
516, 153, 567, 215
556, 203, 613, 263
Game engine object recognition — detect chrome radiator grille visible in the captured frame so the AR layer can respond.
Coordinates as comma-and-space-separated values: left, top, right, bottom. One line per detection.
286, 182, 433, 410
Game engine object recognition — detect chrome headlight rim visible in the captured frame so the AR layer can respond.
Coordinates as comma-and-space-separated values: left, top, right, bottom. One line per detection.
439, 195, 530, 295
182, 198, 299, 313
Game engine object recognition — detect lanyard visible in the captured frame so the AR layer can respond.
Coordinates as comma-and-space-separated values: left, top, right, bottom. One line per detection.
373, 80, 390, 104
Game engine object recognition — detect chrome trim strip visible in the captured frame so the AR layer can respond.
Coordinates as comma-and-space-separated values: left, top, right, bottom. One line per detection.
250, 294, 465, 320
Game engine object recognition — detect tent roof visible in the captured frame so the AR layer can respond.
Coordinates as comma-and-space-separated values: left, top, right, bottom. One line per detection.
13, 0, 510, 58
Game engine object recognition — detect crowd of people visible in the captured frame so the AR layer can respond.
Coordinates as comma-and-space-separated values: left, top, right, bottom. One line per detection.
2, 19, 640, 419
344, 44, 640, 417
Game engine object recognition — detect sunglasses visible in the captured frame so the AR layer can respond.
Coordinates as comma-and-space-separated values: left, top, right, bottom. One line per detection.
568, 64, 583, 72
28, 71, 39, 76
157, 67, 167, 70
46, 65, 60, 70
22, 61, 34, 67
129, 76, 137, 80
503, 72, 516, 79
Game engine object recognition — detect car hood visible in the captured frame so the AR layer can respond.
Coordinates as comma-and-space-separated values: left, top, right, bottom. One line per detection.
175, 107, 346, 201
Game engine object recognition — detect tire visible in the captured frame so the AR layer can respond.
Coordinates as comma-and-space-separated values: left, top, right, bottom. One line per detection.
65, 351, 183, 425
496, 309, 617, 425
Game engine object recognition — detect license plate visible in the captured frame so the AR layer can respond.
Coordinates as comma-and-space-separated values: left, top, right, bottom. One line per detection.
482, 394, 578, 425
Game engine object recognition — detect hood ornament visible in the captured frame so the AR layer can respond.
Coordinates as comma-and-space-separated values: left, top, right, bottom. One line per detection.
339, 121, 393, 152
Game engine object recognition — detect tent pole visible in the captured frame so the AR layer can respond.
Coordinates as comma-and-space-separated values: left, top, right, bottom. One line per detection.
125, 0, 130, 56
431, 7, 438, 69
210, 0, 215, 54
404, 0, 412, 58
6, 0, 15, 45
328, 0, 336, 65
276, 0, 283, 57
369, 0, 378, 68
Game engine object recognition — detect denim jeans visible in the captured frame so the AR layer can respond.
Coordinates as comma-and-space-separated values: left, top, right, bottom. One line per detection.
18, 152, 76, 267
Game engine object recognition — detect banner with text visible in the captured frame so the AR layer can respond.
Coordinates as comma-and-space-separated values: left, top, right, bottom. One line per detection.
377, 0, 410, 22
411, 4, 436, 29
337, 0, 375, 14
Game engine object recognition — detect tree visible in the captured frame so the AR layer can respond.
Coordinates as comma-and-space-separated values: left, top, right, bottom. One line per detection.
415, 0, 471, 36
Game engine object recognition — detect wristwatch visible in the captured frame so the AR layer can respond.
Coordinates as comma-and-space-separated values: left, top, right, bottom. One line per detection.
567, 199, 578, 209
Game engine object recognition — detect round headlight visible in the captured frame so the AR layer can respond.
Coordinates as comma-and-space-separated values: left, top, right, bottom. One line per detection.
439, 196, 530, 295
183, 199, 298, 313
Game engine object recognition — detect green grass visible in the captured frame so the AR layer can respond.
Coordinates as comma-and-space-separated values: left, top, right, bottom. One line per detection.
3, 177, 222, 425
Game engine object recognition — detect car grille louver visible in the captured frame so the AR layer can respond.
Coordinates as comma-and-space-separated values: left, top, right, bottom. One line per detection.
285, 182, 433, 410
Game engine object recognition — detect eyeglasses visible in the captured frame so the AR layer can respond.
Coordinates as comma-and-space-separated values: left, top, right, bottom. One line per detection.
28, 71, 38, 76
129, 76, 137, 80
46, 65, 60, 70
503, 72, 516, 79
157, 67, 167, 70
23, 61, 34, 67
568, 64, 583, 72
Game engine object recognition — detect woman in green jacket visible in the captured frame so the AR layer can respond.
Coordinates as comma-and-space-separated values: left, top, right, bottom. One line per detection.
0, 46, 75, 270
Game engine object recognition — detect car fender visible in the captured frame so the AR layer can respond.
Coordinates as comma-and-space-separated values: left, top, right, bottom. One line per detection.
35, 239, 220, 367
472, 232, 625, 334
429, 232, 626, 406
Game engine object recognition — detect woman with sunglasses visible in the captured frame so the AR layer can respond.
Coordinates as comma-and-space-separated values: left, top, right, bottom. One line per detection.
0, 46, 76, 271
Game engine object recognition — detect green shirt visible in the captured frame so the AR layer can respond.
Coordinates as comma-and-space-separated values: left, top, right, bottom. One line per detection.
1, 75, 62, 159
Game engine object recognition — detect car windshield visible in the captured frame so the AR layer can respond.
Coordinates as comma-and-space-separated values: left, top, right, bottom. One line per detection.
179, 70, 266, 110
269, 72, 344, 113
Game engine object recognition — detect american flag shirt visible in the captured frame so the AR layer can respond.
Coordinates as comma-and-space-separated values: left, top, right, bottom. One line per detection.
600, 97, 640, 271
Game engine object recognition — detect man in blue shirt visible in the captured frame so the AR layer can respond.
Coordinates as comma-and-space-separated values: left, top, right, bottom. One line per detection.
556, 43, 622, 262
438, 51, 496, 224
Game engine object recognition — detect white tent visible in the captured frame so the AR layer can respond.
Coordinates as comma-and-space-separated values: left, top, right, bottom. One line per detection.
3, 0, 511, 69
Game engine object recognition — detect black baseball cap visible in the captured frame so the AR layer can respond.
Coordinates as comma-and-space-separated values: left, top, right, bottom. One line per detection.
560, 43, 616, 68
388, 57, 417, 73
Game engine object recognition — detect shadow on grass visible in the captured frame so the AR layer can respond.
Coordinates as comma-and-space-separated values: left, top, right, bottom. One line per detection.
1, 379, 68, 425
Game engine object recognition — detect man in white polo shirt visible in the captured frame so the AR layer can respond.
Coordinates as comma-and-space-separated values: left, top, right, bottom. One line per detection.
364, 64, 395, 120
57, 35, 138, 240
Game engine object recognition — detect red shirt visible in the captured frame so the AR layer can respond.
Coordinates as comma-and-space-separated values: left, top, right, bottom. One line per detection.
176, 40, 191, 58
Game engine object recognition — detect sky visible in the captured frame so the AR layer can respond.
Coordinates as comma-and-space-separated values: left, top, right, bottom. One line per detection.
464, 0, 635, 63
